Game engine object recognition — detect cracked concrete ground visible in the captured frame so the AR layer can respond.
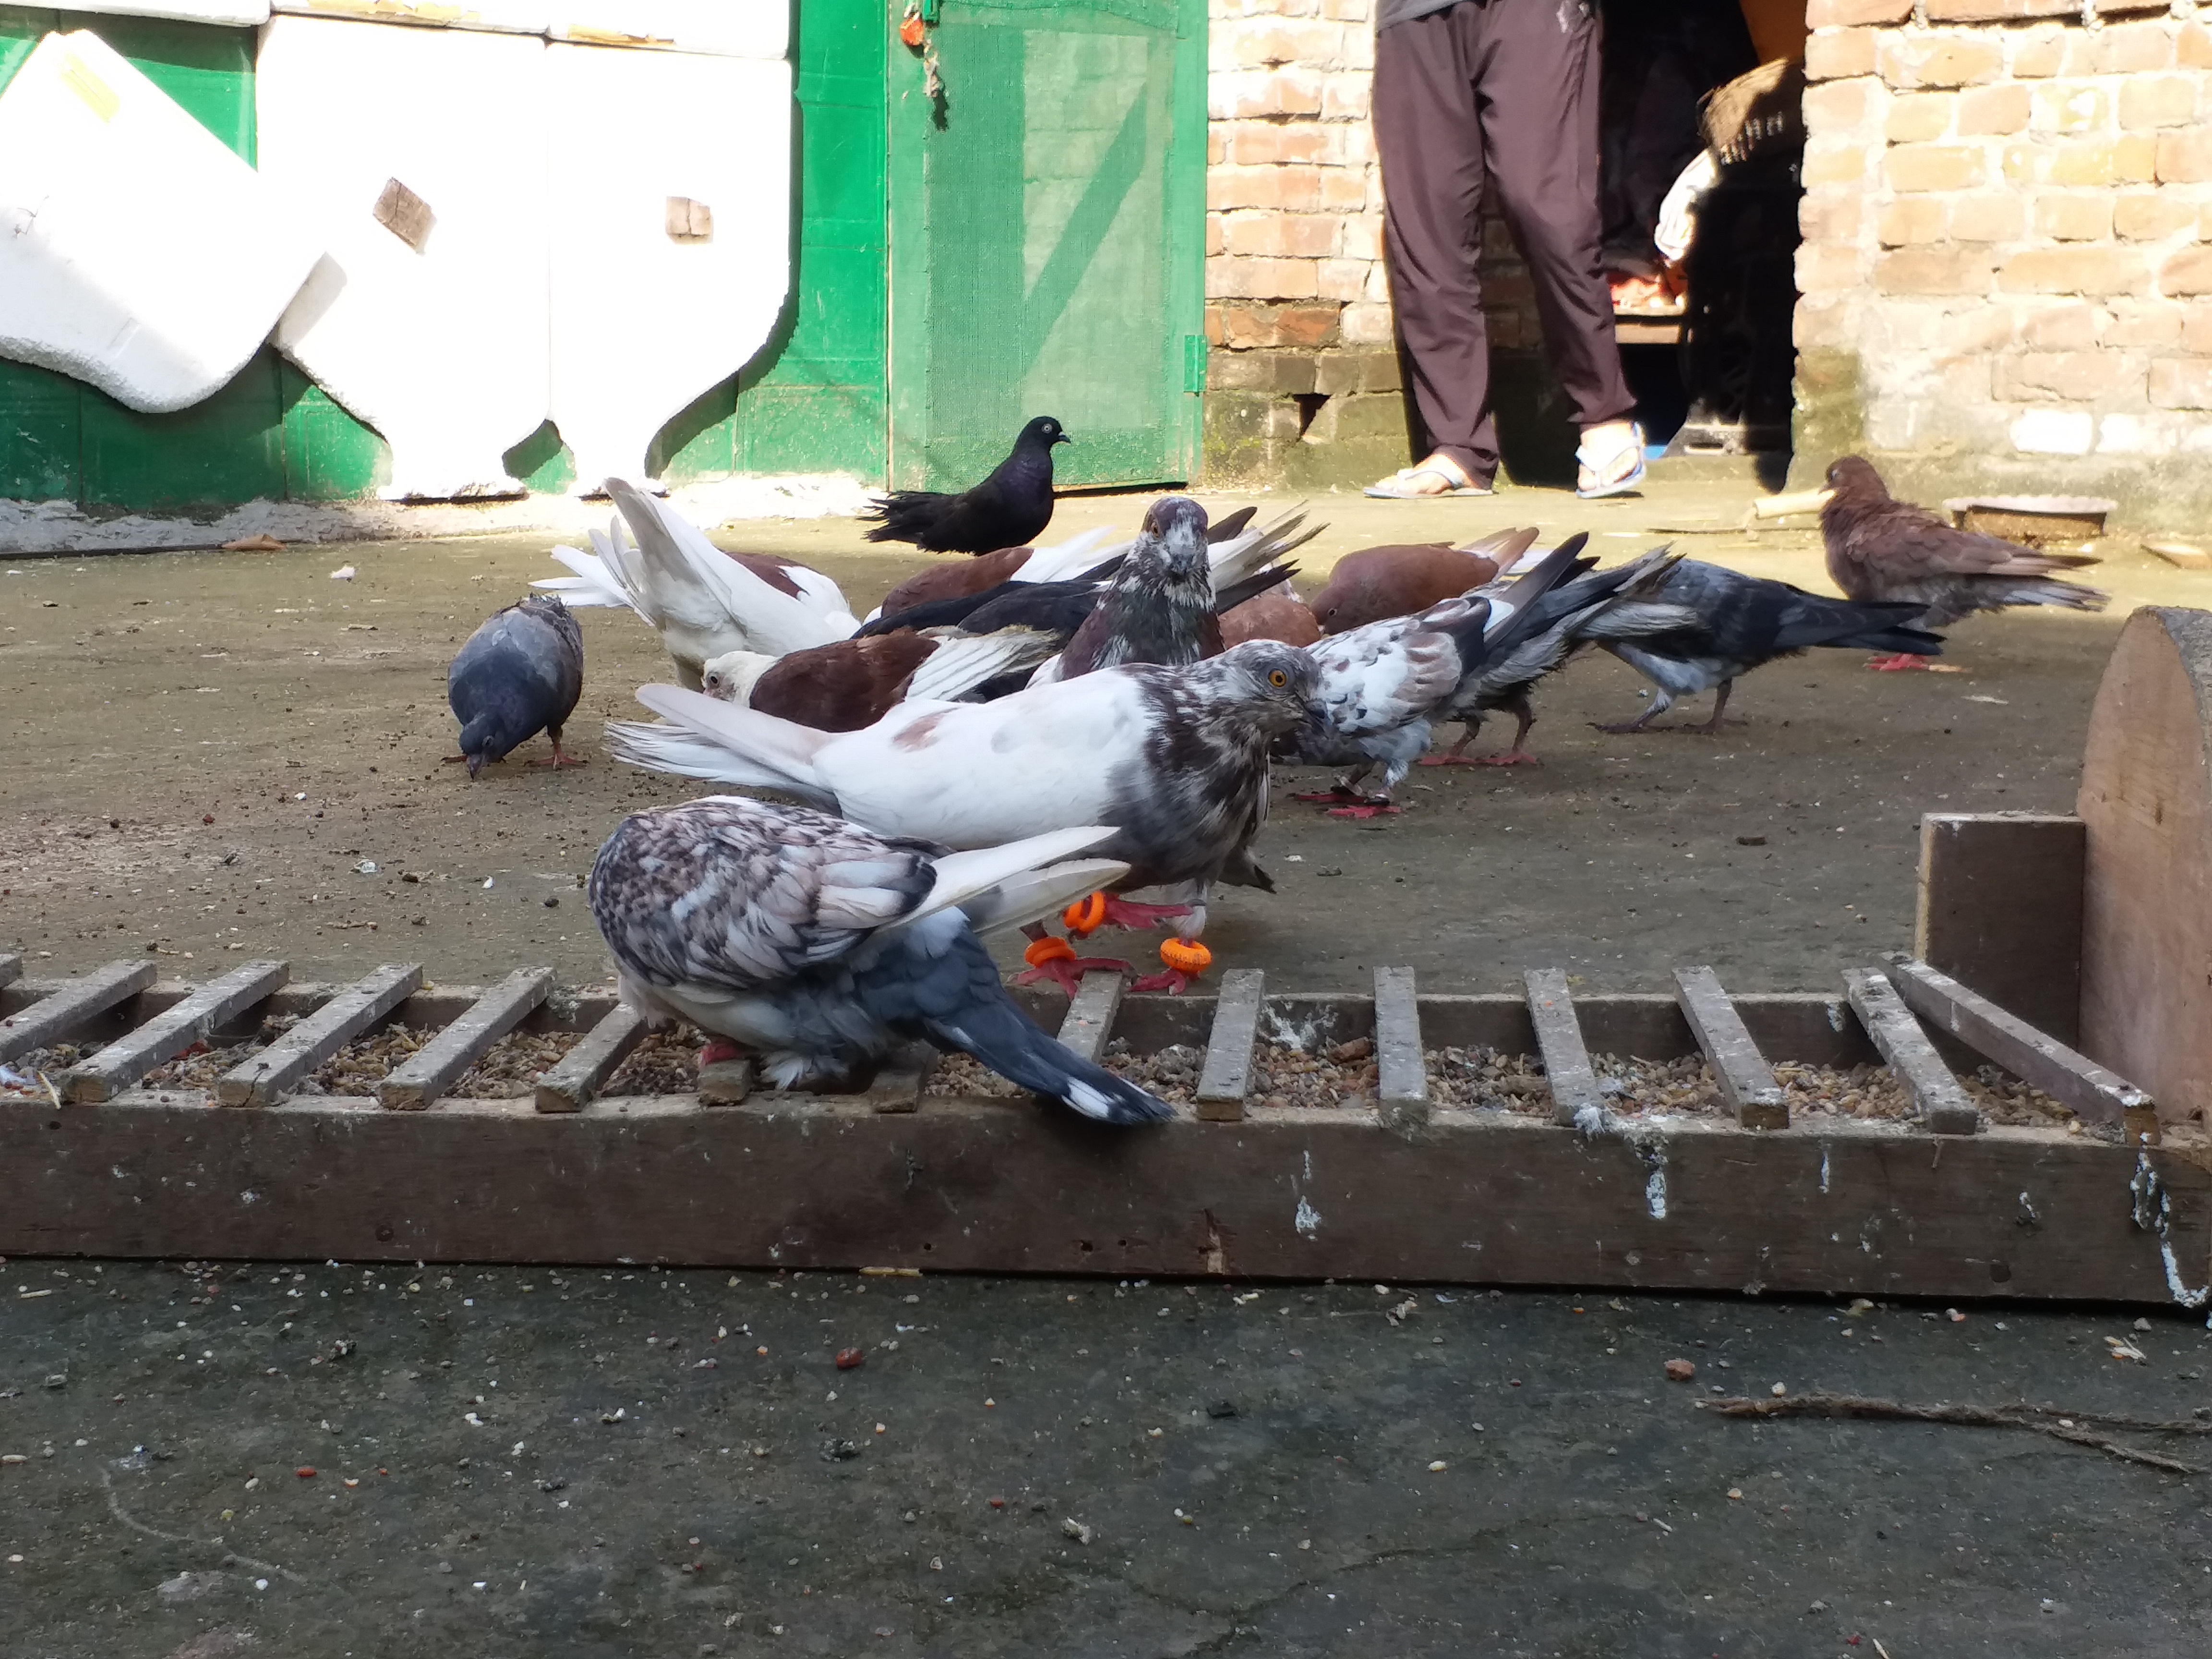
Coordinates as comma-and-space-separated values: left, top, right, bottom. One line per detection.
2, 1262, 2209, 1658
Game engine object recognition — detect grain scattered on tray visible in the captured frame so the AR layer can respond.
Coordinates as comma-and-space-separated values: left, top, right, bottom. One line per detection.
294, 1023, 432, 1095
926, 1051, 1027, 1100
602, 1024, 703, 1097
451, 1028, 581, 1097
1427, 1046, 1549, 1113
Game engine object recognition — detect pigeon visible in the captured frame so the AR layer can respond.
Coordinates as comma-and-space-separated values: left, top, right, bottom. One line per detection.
1280, 540, 1594, 815
1220, 582, 1322, 648
1595, 559, 1945, 733
1309, 526, 1538, 633
862, 416, 1069, 553
699, 628, 1059, 731
534, 480, 858, 685
446, 594, 585, 777
867, 526, 1133, 624
607, 640, 1324, 993
588, 796, 1171, 1121
1821, 456, 2108, 667
1423, 545, 1695, 767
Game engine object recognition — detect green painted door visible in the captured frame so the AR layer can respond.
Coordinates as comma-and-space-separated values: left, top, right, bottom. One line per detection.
888, 0, 1205, 492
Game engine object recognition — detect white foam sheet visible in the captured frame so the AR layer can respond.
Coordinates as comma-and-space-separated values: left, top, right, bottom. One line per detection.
545, 42, 792, 493
260, 16, 551, 499
0, 30, 321, 413
60, 1, 270, 23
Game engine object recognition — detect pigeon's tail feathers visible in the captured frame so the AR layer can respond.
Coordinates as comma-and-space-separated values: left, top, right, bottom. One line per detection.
1210, 505, 1322, 592
954, 858, 1132, 939
1575, 599, 1705, 641
1213, 562, 1301, 615
629, 683, 835, 796
892, 828, 1121, 933
1016, 526, 1125, 584
904, 627, 1061, 702
1457, 525, 1540, 565
603, 721, 829, 798
1984, 576, 2110, 613
609, 478, 856, 650
541, 544, 647, 616
529, 575, 630, 609
1477, 534, 1596, 643
924, 991, 1175, 1124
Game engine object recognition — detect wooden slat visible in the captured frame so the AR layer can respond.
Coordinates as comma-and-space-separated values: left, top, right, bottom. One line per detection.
377, 968, 553, 1110
1524, 969, 1604, 1127
0, 959, 157, 1064
1886, 959, 2150, 1126
216, 963, 424, 1107
1374, 966, 1428, 1130
1844, 969, 1980, 1137
1194, 969, 1263, 1122
533, 1004, 647, 1114
859, 1044, 934, 1114
1054, 972, 1126, 1067
6, 1094, 2205, 1308
1917, 812, 2085, 1044
1673, 966, 1788, 1130
0, 954, 20, 991
60, 961, 289, 1104
698, 1057, 756, 1106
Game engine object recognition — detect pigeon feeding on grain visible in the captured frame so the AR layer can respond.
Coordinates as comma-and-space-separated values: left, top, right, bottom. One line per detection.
1219, 582, 1322, 648
867, 526, 1131, 622
1308, 525, 1538, 633
1280, 539, 1595, 816
1821, 456, 2109, 668
863, 416, 1069, 553
535, 480, 858, 685
588, 797, 1170, 1121
607, 641, 1323, 995
698, 628, 1060, 731
1594, 560, 1943, 734
446, 594, 586, 777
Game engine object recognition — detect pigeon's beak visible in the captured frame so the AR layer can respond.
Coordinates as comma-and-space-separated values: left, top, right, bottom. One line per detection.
1163, 517, 1204, 572
1054, 432, 1072, 446
1304, 697, 1328, 729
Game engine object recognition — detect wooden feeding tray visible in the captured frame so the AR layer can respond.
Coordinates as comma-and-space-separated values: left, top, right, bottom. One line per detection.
1943, 494, 2114, 544
1, 935, 2202, 1307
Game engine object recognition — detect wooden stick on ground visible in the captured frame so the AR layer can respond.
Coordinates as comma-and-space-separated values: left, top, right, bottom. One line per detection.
1055, 971, 1126, 1068
1844, 967, 1980, 1135
1196, 969, 1263, 1123
533, 1004, 647, 1114
1525, 968, 1604, 1128
1703, 1391, 2203, 1475
1886, 958, 2151, 1127
379, 968, 553, 1110
216, 963, 423, 1106
62, 961, 290, 1104
1373, 966, 1428, 1131
1674, 966, 1788, 1130
0, 959, 158, 1064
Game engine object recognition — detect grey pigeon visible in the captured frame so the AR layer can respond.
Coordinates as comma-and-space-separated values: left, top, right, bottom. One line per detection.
588, 796, 1170, 1121
447, 594, 585, 777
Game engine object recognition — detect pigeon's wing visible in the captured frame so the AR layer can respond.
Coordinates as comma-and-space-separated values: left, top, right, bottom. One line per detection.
1456, 525, 1540, 565
1209, 504, 1323, 593
890, 828, 1121, 932
1014, 526, 1125, 584
609, 480, 855, 659
1884, 517, 2100, 579
1309, 605, 1484, 738
1203, 505, 1258, 544
589, 797, 937, 994
534, 545, 641, 612
954, 858, 1132, 938
904, 627, 1060, 701
617, 683, 838, 802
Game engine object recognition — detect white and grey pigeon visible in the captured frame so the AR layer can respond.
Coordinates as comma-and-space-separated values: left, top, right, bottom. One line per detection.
606, 640, 1324, 992
446, 594, 585, 778
533, 478, 858, 685
588, 797, 1170, 1122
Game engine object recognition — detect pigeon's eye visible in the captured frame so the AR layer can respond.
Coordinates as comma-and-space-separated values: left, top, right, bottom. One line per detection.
1267, 669, 1288, 687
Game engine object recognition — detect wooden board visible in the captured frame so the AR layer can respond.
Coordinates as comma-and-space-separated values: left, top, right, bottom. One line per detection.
1054, 972, 1126, 1068
2077, 607, 2212, 1128
2, 1093, 2203, 1308
377, 968, 553, 1110
60, 960, 289, 1104
1194, 969, 1262, 1122
534, 1004, 647, 1114
0, 959, 157, 1063
1524, 969, 1603, 1127
1917, 812, 2084, 1045
1887, 959, 2151, 1129
1373, 966, 1427, 1131
1674, 966, 1787, 1130
1844, 968, 1978, 1137
216, 964, 424, 1106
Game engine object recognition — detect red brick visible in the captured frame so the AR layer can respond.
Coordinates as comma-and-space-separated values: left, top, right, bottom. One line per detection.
2160, 247, 2212, 296
1999, 248, 2151, 296
1802, 192, 1865, 243
1956, 84, 2030, 137
1874, 247, 1995, 295
2114, 194, 2197, 241
2034, 194, 2113, 242
2033, 82, 2110, 137
2149, 357, 2212, 409
1925, 0, 2070, 17
2105, 301, 2185, 349
2049, 136, 2157, 186
1880, 34, 2004, 90
1886, 144, 1985, 192
1207, 256, 1321, 301
2020, 302, 2101, 350
2121, 77, 2198, 132
1809, 0, 1910, 22
1995, 351, 2139, 402
1208, 165, 1324, 213
2181, 303, 2212, 354
1950, 193, 2026, 242
2183, 23, 2212, 71
1803, 138, 1875, 187
1884, 93, 1954, 144
1877, 198, 1946, 246
2156, 126, 2212, 184
2093, 20, 2178, 75
1804, 27, 1877, 83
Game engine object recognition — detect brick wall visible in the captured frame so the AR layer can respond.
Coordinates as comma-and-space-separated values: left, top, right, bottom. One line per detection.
1797, 0, 2212, 516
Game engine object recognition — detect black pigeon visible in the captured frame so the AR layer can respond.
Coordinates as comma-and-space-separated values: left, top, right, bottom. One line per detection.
1595, 560, 1942, 734
862, 416, 1068, 553
447, 594, 585, 777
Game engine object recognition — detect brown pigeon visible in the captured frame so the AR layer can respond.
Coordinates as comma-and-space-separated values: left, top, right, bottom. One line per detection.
1821, 456, 2107, 667
1309, 526, 1537, 633
875, 546, 1038, 622
1219, 584, 1322, 648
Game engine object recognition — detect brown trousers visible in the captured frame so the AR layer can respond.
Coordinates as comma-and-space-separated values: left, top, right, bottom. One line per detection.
1373, 0, 1635, 485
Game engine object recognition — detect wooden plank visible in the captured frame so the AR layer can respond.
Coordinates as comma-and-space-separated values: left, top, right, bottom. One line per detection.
216, 963, 423, 1107
698, 1057, 756, 1106
0, 954, 20, 991
1373, 966, 1428, 1130
1194, 969, 1263, 1122
5, 1094, 2205, 1308
60, 961, 290, 1105
1054, 972, 1126, 1067
1918, 812, 2085, 1045
533, 1004, 647, 1114
859, 1044, 934, 1114
1673, 966, 1788, 1130
1524, 969, 1604, 1127
0, 959, 157, 1064
1887, 959, 2150, 1127
1843, 968, 1980, 1137
377, 968, 553, 1110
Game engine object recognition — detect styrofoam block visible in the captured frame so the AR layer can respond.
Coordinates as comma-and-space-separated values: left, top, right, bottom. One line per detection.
552, 2, 786, 60
546, 42, 792, 493
0, 31, 322, 413
267, 0, 549, 33
60, 2, 271, 24
260, 16, 552, 499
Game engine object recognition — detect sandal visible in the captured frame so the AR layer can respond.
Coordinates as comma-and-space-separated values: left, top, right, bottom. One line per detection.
1363, 455, 1491, 499
1575, 422, 1647, 499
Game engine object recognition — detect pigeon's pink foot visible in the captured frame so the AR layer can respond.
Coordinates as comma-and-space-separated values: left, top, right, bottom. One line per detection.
1014, 956, 1133, 996
529, 742, 589, 768
1326, 803, 1400, 819
1289, 789, 1356, 804
1130, 967, 1201, 995
698, 1038, 744, 1067
1092, 897, 1191, 933
1473, 750, 1539, 767
1866, 653, 1931, 672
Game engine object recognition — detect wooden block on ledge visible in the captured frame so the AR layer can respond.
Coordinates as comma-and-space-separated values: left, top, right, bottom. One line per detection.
1844, 968, 1979, 1136
0, 959, 157, 1065
1674, 965, 1787, 1130
535, 1004, 647, 1113
1374, 965, 1429, 1131
1524, 968, 1604, 1127
1195, 969, 1264, 1122
377, 967, 552, 1111
62, 960, 289, 1104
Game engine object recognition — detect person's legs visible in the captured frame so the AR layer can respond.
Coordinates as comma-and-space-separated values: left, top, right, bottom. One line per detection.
1372, 5, 1497, 490
1474, 0, 1639, 487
